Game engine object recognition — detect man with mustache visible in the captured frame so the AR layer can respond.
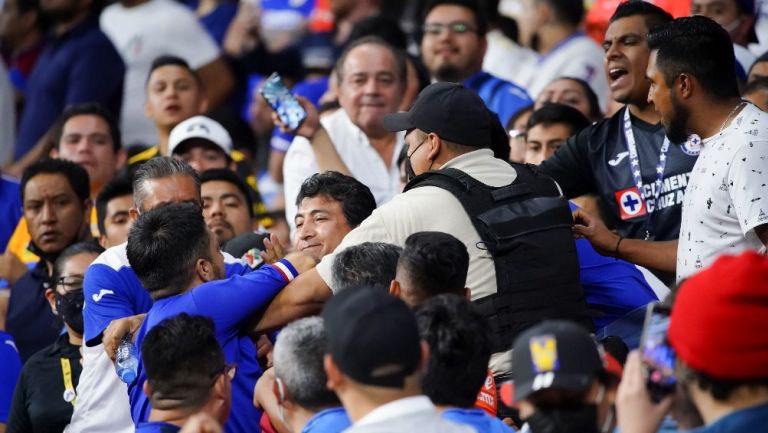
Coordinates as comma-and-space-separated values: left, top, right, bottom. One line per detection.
419, 0, 531, 128
6, 159, 92, 362
201, 169, 254, 247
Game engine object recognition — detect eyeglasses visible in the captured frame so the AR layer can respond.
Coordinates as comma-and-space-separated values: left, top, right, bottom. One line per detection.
209, 363, 237, 382
422, 21, 477, 36
55, 275, 85, 291
508, 129, 527, 142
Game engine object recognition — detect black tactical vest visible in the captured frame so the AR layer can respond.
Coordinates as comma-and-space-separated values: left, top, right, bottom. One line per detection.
404, 164, 593, 352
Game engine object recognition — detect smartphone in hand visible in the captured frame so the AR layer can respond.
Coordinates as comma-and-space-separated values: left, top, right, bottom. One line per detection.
259, 72, 307, 130
639, 303, 676, 402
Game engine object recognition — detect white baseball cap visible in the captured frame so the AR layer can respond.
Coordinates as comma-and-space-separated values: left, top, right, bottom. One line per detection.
168, 116, 233, 156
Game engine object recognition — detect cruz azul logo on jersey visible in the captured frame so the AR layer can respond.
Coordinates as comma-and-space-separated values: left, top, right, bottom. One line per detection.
615, 187, 647, 220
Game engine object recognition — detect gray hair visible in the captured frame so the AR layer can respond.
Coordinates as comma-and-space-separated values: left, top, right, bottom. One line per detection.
132, 157, 200, 211
273, 316, 340, 410
335, 36, 407, 87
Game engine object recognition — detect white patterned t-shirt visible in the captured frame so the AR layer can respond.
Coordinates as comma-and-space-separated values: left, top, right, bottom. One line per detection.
677, 103, 768, 282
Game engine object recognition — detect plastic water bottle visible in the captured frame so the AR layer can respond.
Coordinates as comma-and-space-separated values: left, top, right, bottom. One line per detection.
115, 335, 138, 383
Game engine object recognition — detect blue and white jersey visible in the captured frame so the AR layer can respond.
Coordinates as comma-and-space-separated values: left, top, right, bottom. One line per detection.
128, 259, 299, 433
83, 242, 250, 345
464, 71, 532, 129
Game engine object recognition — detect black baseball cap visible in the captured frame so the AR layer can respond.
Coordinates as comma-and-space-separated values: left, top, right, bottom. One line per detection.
510, 320, 603, 402
382, 82, 494, 148
322, 287, 421, 388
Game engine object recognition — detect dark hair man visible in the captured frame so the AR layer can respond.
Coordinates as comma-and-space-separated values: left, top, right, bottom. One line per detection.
293, 171, 377, 262
95, 173, 133, 249
254, 317, 351, 433
6, 159, 91, 362
420, 0, 532, 127
516, 0, 609, 109
69, 157, 239, 433
126, 202, 314, 433
138, 314, 231, 432
616, 252, 768, 433
5, 103, 124, 277
332, 242, 402, 292
130, 56, 209, 165
524, 103, 591, 165
50, 102, 125, 197
164, 109, 268, 231
575, 16, 768, 284
416, 295, 512, 432
322, 287, 474, 432
390, 231, 470, 307
12, 0, 124, 163
539, 1, 684, 283
254, 83, 591, 389
508, 320, 620, 433
201, 169, 253, 246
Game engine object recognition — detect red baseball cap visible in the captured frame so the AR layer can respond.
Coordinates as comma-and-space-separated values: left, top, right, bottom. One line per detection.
668, 251, 768, 379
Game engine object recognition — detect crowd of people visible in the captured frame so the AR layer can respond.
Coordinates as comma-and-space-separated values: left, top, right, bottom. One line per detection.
1, 0, 768, 432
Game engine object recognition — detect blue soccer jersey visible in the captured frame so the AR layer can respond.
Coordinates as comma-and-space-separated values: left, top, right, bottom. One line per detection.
83, 243, 250, 345
464, 71, 532, 128
568, 202, 658, 331
128, 259, 299, 433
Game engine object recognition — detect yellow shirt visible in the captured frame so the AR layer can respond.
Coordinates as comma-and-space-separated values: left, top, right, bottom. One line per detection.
7, 207, 98, 267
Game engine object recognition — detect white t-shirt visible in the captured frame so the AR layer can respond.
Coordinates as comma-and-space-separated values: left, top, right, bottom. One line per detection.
282, 109, 404, 236
64, 343, 134, 433
482, 29, 539, 86
518, 32, 609, 111
100, 0, 220, 147
677, 103, 768, 282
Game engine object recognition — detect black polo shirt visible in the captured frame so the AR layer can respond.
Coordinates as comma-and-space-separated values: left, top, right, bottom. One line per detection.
540, 106, 698, 242
6, 333, 82, 433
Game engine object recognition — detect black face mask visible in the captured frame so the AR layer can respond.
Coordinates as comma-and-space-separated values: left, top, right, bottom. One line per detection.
404, 155, 417, 183
55, 289, 84, 335
525, 404, 600, 433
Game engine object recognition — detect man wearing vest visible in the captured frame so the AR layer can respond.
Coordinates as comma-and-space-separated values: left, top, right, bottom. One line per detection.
253, 82, 592, 383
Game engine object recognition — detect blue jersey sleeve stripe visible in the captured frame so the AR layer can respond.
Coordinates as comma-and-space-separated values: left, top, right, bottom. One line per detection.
272, 259, 299, 282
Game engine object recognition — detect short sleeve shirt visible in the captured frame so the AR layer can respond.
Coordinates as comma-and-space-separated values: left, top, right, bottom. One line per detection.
677, 103, 768, 281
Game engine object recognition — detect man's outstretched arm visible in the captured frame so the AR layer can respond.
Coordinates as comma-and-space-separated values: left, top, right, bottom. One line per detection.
573, 208, 678, 273
252, 268, 332, 333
